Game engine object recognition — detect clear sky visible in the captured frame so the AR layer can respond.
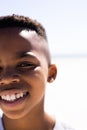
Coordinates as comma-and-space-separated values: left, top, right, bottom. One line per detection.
0, 0, 87, 56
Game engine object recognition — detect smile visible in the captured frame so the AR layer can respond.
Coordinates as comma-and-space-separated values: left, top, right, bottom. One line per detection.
0, 92, 28, 102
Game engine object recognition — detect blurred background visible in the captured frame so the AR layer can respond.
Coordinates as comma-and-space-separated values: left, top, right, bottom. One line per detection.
0, 1, 87, 130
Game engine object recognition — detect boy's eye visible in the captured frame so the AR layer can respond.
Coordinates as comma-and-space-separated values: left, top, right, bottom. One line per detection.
16, 62, 36, 70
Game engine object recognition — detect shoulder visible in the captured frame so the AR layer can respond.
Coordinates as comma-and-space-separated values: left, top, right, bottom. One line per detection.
54, 121, 75, 130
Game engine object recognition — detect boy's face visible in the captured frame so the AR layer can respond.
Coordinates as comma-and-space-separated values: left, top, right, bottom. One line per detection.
0, 28, 51, 119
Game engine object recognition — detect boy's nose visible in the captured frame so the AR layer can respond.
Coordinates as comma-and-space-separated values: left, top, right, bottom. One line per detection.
0, 77, 20, 85
0, 67, 20, 85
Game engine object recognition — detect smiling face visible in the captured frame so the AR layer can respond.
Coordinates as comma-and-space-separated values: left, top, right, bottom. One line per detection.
0, 27, 53, 119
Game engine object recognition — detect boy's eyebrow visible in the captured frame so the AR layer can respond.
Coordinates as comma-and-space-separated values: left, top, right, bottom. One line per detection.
15, 51, 39, 60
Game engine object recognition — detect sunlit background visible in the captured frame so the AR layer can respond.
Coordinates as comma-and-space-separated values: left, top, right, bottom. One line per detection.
0, 1, 87, 130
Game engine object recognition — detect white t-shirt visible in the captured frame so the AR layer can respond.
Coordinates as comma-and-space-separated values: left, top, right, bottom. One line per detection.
0, 116, 74, 130
54, 121, 74, 130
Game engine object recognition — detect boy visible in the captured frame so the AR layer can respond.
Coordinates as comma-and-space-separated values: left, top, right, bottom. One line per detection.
0, 14, 74, 130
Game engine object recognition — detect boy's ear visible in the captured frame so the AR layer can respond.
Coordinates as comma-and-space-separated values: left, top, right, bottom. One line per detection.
47, 64, 57, 83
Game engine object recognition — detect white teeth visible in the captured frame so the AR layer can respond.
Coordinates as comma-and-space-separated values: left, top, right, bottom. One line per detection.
0, 92, 26, 102
10, 95, 16, 101
16, 93, 21, 99
20, 93, 23, 97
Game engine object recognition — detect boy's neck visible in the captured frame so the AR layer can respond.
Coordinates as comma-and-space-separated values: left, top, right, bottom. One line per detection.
3, 112, 55, 130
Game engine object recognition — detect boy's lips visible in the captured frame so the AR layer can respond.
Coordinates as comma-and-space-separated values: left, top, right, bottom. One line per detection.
0, 82, 30, 107
0, 89, 29, 107
0, 91, 28, 102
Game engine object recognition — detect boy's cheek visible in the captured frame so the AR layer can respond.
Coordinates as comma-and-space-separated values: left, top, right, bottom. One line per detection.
19, 67, 46, 79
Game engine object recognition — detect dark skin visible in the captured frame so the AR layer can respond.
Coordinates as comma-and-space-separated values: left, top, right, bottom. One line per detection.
0, 28, 57, 130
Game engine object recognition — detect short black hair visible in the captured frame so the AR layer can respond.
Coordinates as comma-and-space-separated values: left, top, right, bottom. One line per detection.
0, 14, 47, 40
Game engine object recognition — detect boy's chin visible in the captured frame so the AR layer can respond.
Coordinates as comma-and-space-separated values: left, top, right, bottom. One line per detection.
3, 111, 28, 120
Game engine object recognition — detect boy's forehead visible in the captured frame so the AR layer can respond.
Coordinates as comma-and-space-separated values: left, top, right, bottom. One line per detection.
0, 27, 38, 39
0, 28, 37, 49
19, 29, 37, 39
0, 27, 47, 48
0, 27, 49, 62
0, 27, 42, 44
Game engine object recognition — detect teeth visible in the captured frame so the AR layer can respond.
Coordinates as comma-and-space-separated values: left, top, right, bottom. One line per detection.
0, 92, 26, 102
20, 93, 23, 97
16, 93, 21, 99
